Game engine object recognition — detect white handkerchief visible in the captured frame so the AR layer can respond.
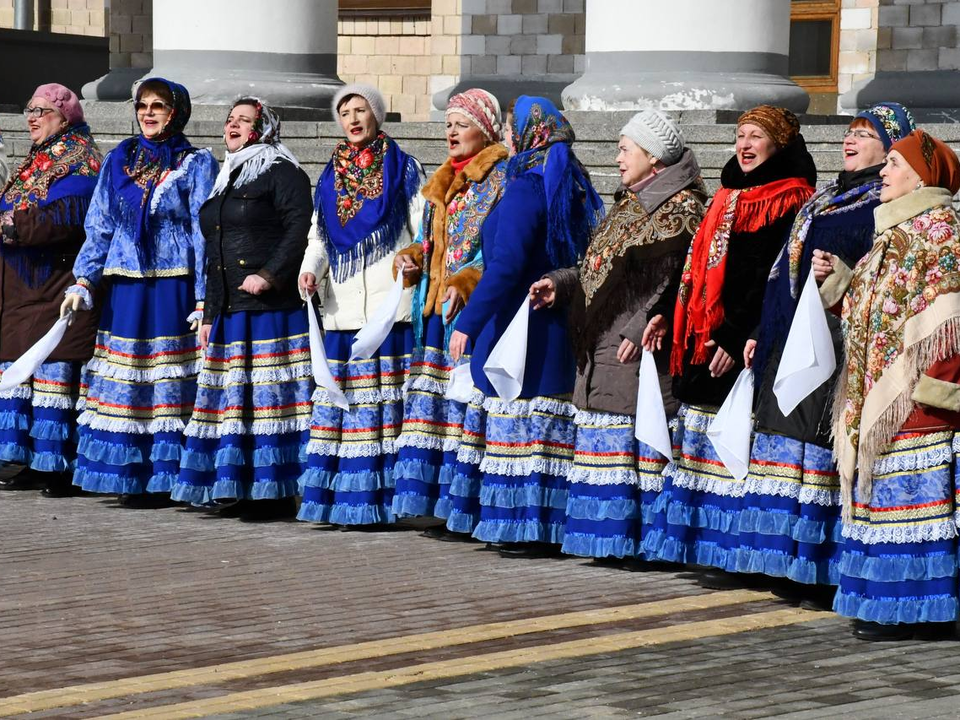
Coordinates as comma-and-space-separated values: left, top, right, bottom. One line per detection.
445, 362, 475, 403
774, 269, 837, 416
350, 272, 405, 361
634, 349, 673, 460
707, 368, 755, 481
306, 296, 350, 411
483, 298, 530, 402
0, 314, 72, 392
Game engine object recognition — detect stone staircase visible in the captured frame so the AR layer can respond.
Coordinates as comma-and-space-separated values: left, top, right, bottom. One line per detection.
2, 104, 959, 202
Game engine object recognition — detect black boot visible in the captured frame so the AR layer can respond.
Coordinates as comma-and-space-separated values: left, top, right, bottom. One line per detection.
0, 468, 39, 491
41, 472, 81, 498
497, 542, 562, 559
851, 619, 915, 641
239, 497, 297, 523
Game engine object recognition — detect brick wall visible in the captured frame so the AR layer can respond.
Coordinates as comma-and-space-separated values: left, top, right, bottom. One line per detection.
838, 0, 879, 102
460, 0, 585, 82
108, 0, 152, 70
338, 14, 434, 120
0, 0, 107, 35
876, 0, 960, 72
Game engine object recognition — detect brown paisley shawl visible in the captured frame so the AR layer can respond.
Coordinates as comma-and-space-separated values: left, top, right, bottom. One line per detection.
570, 177, 706, 367
833, 186, 960, 518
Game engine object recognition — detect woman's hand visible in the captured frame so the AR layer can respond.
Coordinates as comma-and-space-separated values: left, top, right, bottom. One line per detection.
442, 285, 463, 322
199, 323, 212, 351
811, 250, 836, 285
617, 338, 640, 364
743, 338, 757, 369
239, 274, 271, 295
705, 339, 735, 378
60, 293, 82, 319
299, 272, 317, 296
449, 330, 469, 362
641, 314, 667, 352
529, 278, 556, 310
395, 253, 418, 275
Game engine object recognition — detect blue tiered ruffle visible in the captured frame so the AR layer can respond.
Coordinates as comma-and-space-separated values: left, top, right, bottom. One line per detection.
471, 395, 576, 545
735, 432, 843, 585
391, 314, 467, 521
834, 430, 960, 625
0, 361, 83, 472
297, 324, 412, 526
73, 277, 200, 495
561, 410, 669, 559
642, 405, 746, 571
171, 309, 313, 505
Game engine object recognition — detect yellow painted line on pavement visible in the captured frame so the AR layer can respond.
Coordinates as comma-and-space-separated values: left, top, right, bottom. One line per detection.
96, 607, 820, 720
0, 590, 768, 716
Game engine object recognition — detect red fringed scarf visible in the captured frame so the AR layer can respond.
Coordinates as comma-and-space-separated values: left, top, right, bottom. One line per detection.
670, 177, 814, 375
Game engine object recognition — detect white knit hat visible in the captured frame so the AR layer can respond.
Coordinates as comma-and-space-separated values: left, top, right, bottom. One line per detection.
332, 83, 386, 127
620, 110, 684, 166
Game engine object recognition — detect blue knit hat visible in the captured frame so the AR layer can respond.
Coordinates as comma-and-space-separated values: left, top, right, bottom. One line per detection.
855, 102, 915, 150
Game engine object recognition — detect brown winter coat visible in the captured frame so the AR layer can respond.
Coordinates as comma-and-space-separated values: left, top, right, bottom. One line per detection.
0, 199, 101, 361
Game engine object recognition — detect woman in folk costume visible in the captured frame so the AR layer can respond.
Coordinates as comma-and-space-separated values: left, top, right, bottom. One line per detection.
62, 78, 218, 508
172, 98, 313, 521
735, 104, 914, 606
0, 84, 103, 496
390, 89, 509, 536
449, 96, 604, 556
530, 110, 706, 560
641, 106, 817, 578
812, 130, 960, 641
297, 84, 425, 527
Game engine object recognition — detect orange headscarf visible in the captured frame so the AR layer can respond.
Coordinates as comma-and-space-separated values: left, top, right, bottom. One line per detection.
890, 130, 960, 195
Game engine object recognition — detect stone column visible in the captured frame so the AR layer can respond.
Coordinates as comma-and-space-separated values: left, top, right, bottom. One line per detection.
148, 0, 341, 107
562, 0, 808, 113
87, 0, 342, 106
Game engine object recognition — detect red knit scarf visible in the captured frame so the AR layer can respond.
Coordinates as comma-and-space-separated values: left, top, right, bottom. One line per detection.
670, 176, 814, 375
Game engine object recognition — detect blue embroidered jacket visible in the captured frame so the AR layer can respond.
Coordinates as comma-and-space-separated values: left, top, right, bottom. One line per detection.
456, 173, 577, 399
73, 148, 218, 302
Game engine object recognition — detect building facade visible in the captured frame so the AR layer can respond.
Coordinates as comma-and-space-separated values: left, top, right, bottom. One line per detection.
1, 0, 958, 118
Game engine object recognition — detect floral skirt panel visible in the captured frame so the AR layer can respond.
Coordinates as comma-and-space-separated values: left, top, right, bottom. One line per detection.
471, 395, 576, 545
297, 324, 412, 526
172, 308, 313, 504
561, 409, 669, 559
642, 404, 747, 571
834, 430, 960, 625
735, 431, 843, 585
391, 314, 467, 521
0, 360, 83, 473
73, 277, 200, 495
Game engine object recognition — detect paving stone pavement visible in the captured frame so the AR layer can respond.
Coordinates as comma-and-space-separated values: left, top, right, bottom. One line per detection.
1, 483, 959, 719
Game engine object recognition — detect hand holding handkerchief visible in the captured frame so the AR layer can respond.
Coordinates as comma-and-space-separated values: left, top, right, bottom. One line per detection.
483, 298, 530, 402
706, 368, 755, 481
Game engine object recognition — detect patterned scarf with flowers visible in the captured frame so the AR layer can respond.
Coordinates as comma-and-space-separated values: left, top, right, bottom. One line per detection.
506, 96, 604, 269
834, 188, 960, 515
316, 130, 422, 282
0, 122, 103, 285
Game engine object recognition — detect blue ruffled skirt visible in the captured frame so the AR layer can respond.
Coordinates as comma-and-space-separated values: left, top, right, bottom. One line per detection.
642, 404, 746, 570
73, 277, 200, 495
736, 432, 842, 584
297, 324, 412, 526
471, 394, 576, 545
171, 308, 313, 504
0, 361, 83, 473
391, 314, 468, 523
834, 430, 960, 625
561, 409, 669, 559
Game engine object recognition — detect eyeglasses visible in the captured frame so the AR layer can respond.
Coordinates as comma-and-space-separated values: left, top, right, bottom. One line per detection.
135, 100, 172, 114
23, 107, 55, 118
843, 129, 880, 140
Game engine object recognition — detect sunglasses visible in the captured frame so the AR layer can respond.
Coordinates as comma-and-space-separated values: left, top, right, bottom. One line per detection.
23, 107, 56, 118
135, 100, 172, 114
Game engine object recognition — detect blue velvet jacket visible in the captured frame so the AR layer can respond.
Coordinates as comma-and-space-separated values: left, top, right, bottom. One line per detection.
456, 174, 577, 399
73, 148, 218, 303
